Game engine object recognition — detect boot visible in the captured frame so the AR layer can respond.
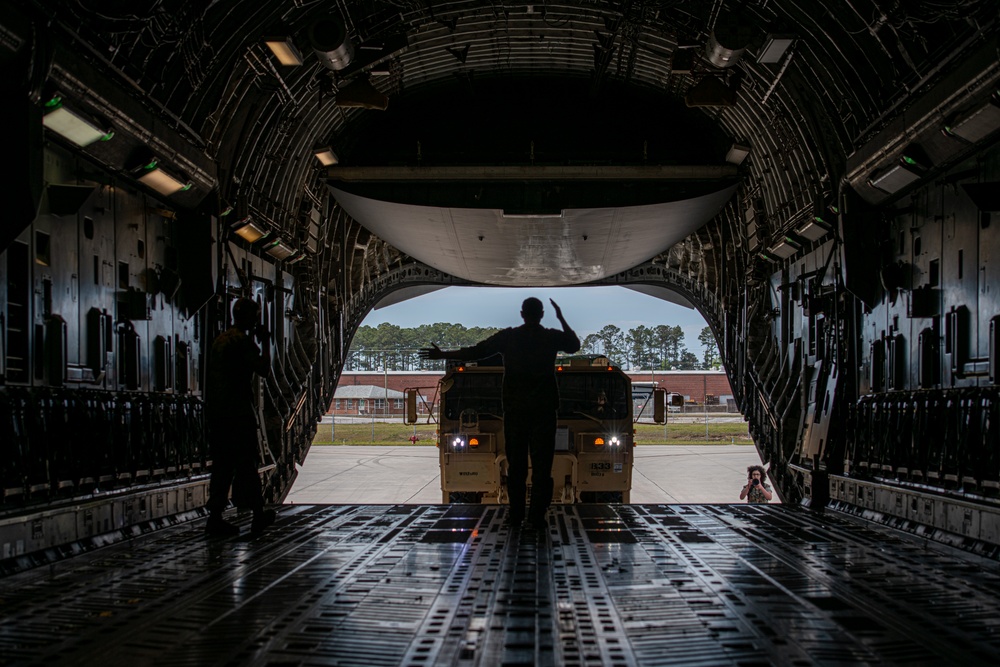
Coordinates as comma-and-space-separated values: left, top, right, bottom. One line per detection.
507, 482, 526, 528
205, 513, 240, 537
251, 508, 276, 534
527, 478, 554, 529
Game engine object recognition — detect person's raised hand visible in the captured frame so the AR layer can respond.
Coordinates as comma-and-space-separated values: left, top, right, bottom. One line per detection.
549, 299, 563, 320
419, 343, 444, 360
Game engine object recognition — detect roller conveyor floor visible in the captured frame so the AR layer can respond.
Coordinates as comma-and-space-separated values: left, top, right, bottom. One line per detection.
1, 503, 999, 666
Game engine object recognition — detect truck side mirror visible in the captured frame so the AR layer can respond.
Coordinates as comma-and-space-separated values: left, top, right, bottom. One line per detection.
405, 388, 418, 424
653, 387, 667, 424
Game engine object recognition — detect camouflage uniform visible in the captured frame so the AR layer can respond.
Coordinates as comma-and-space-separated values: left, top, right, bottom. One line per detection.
746, 481, 772, 504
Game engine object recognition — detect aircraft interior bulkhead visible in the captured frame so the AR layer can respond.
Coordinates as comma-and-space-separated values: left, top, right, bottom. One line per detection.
2, 1, 1000, 664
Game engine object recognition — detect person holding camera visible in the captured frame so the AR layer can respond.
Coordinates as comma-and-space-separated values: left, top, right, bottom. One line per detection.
204, 297, 277, 536
739, 465, 773, 503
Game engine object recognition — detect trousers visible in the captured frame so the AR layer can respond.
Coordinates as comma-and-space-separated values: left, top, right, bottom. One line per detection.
206, 416, 263, 514
503, 405, 556, 521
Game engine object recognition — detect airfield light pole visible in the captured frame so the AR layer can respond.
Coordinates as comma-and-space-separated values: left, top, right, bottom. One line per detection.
704, 375, 709, 440
656, 368, 666, 441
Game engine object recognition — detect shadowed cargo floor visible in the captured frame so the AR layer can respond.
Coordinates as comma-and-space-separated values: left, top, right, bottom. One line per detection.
1, 504, 998, 666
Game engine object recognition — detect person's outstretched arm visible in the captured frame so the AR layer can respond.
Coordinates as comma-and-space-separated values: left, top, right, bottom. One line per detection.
419, 342, 449, 361
550, 299, 581, 353
420, 333, 503, 362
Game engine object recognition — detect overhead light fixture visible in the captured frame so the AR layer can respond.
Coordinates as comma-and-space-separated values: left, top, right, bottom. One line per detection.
796, 218, 831, 242
309, 17, 354, 71
314, 146, 339, 166
41, 96, 114, 147
800, 202, 838, 241
264, 36, 304, 66
758, 251, 779, 263
768, 237, 801, 259
868, 157, 924, 194
757, 34, 795, 64
263, 238, 297, 261
726, 143, 751, 165
135, 159, 192, 196
943, 92, 1000, 143
231, 217, 271, 243
334, 77, 388, 110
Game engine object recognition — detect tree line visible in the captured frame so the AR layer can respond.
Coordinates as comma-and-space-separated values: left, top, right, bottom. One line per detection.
347, 322, 721, 371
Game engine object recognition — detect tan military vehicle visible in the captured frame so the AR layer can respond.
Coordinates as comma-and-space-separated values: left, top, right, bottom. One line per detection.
407, 355, 666, 504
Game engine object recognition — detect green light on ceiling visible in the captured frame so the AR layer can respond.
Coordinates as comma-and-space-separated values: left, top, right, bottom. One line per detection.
44, 96, 62, 109
902, 155, 918, 166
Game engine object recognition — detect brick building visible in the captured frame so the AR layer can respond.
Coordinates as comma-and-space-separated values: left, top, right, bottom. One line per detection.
627, 371, 734, 405
332, 370, 734, 413
330, 384, 409, 416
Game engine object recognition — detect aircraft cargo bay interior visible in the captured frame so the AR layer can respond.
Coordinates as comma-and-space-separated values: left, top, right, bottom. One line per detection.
2, 1, 1000, 664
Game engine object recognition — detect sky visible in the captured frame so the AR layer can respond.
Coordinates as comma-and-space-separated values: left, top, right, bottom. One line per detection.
360, 286, 715, 356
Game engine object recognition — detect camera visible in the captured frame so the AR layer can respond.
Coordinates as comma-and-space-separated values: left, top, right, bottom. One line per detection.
751, 478, 760, 486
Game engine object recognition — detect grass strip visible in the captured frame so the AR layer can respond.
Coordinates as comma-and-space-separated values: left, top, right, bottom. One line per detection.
312, 421, 752, 446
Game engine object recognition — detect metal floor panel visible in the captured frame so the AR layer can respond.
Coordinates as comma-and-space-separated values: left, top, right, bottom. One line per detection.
1, 504, 999, 666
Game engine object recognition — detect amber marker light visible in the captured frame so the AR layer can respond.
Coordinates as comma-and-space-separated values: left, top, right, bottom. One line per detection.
594, 437, 605, 446
469, 438, 480, 447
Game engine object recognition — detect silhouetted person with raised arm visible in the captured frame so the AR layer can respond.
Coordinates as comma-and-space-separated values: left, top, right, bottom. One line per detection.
204, 297, 276, 536
421, 298, 580, 530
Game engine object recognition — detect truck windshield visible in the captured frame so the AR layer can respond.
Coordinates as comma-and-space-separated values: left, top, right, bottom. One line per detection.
442, 372, 503, 420
557, 373, 630, 420
442, 371, 630, 420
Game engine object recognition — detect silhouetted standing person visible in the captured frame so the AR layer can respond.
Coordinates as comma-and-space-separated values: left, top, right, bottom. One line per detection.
421, 298, 580, 529
204, 297, 276, 536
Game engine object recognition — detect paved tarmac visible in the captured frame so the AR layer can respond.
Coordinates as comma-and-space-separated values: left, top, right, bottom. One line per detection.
285, 444, 776, 505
